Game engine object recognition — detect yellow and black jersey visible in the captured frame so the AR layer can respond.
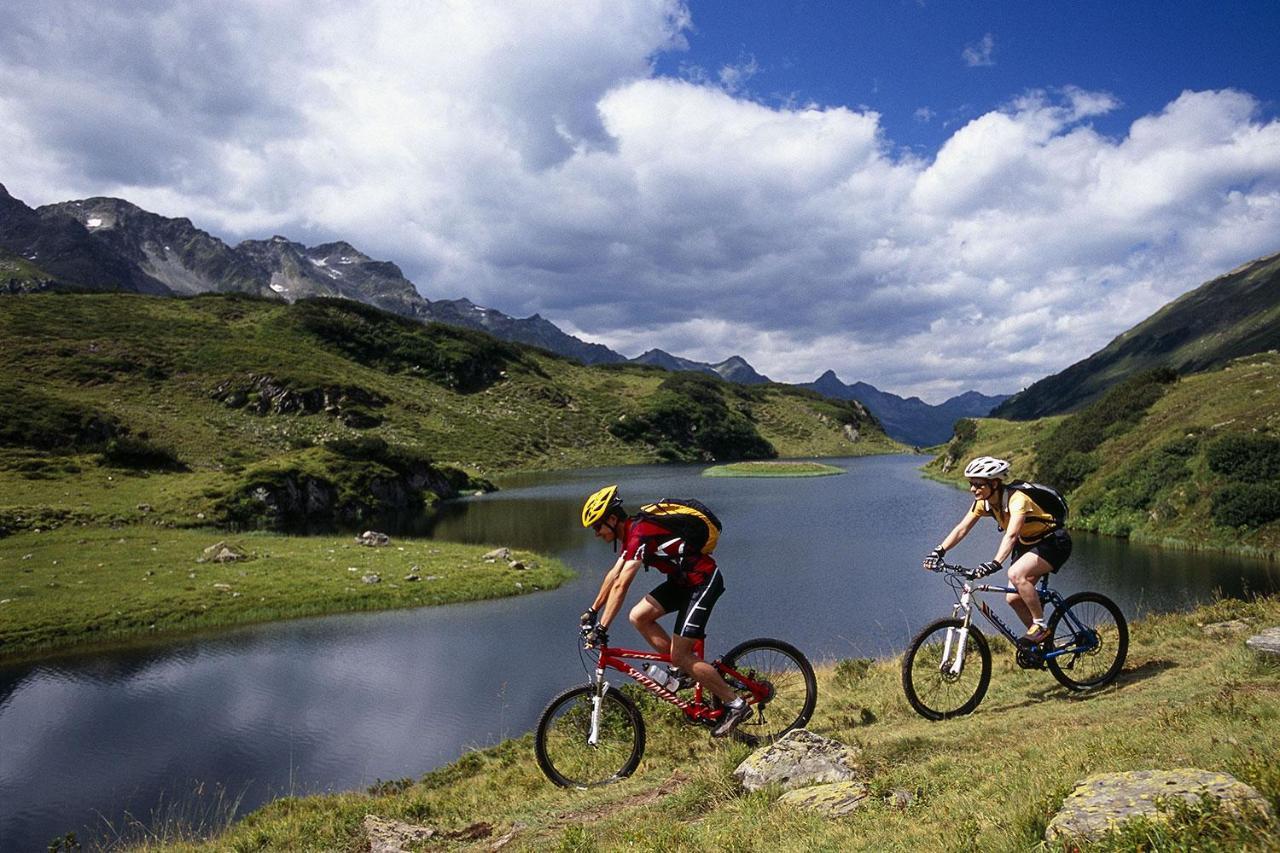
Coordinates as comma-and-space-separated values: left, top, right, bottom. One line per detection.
968, 488, 1059, 544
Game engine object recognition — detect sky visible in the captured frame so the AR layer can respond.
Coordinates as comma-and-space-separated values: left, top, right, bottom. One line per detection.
3, 0, 1280, 402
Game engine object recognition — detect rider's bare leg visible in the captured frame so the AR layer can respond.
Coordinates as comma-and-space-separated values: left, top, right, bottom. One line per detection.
670, 634, 738, 704
1005, 552, 1053, 627
629, 596, 671, 654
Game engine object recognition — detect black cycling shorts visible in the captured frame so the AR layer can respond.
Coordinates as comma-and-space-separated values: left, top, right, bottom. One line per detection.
1014, 528, 1072, 572
647, 569, 725, 640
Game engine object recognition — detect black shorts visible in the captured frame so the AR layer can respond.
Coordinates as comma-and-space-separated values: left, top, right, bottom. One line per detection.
1014, 528, 1072, 572
647, 570, 725, 640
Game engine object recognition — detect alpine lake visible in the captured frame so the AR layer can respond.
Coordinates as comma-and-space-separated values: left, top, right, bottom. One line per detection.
2, 454, 1277, 850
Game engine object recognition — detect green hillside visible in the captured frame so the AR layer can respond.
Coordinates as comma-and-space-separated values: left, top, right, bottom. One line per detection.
928, 352, 1280, 557
994, 251, 1280, 419
0, 292, 898, 534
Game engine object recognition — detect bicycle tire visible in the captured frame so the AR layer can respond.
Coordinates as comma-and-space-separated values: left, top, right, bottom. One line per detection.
534, 684, 646, 788
1046, 591, 1128, 691
719, 637, 817, 745
901, 618, 991, 720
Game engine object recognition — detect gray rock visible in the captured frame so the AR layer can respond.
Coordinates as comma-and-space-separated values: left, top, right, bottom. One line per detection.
482, 547, 513, 561
361, 573, 381, 584
199, 541, 247, 563
777, 781, 870, 816
1246, 626, 1280, 657
733, 729, 863, 792
363, 815, 435, 853
356, 530, 391, 547
1046, 769, 1275, 843
1202, 619, 1251, 636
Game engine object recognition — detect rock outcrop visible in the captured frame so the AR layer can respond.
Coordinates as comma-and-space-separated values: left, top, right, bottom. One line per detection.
1045, 769, 1275, 843
733, 729, 863, 793
1246, 626, 1280, 657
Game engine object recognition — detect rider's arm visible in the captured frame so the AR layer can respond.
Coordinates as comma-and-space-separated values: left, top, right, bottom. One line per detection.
588, 553, 627, 615
938, 512, 980, 552
597, 559, 643, 629
995, 512, 1027, 564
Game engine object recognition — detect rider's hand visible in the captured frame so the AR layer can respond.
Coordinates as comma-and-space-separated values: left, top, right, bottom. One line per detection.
922, 547, 945, 571
975, 559, 1003, 578
584, 624, 609, 648
579, 607, 598, 630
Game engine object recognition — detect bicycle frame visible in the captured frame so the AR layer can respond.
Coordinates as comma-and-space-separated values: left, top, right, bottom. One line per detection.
585, 639, 769, 743
941, 574, 1100, 674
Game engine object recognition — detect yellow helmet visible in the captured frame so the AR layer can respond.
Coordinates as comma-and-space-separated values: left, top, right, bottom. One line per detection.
582, 484, 623, 528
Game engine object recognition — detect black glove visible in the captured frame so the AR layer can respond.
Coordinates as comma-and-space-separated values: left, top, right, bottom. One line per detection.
974, 559, 1003, 579
580, 607, 598, 630
922, 547, 946, 571
583, 624, 609, 648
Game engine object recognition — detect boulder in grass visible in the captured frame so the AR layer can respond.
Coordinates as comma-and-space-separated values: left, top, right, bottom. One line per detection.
363, 815, 435, 853
1246, 626, 1280, 658
199, 541, 247, 563
356, 530, 390, 547
1045, 769, 1275, 844
777, 780, 871, 817
733, 729, 863, 792
482, 547, 512, 562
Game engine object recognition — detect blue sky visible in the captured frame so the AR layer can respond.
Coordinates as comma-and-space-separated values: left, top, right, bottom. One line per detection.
665, 1, 1280, 152
3, 0, 1280, 400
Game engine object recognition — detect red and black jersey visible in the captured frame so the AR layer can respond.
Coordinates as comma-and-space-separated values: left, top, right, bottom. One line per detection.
619, 516, 717, 586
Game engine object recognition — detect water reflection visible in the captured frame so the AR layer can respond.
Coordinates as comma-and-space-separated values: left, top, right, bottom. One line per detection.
1, 455, 1275, 851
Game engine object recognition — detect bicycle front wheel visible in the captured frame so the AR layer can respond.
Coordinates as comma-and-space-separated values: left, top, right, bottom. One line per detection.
1046, 591, 1128, 691
720, 638, 817, 745
902, 618, 991, 720
534, 684, 646, 788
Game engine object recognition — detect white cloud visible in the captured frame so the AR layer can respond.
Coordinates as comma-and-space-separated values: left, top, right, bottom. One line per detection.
2, 3, 1279, 401
962, 33, 996, 68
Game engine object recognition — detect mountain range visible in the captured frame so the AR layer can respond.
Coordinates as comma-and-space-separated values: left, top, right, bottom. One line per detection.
0, 183, 1008, 442
802, 371, 1009, 447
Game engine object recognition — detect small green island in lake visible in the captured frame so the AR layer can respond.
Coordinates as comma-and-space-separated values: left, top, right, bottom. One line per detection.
703, 460, 845, 477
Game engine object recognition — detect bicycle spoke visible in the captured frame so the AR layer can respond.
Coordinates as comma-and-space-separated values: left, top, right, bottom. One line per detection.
1047, 592, 1128, 691
721, 639, 816, 743
535, 687, 644, 787
902, 620, 990, 719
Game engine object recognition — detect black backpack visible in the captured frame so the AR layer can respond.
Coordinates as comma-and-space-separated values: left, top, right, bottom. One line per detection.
1005, 480, 1069, 526
635, 498, 723, 556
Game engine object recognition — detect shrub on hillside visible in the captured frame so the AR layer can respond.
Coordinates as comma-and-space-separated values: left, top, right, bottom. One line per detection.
1210, 482, 1280, 528
609, 373, 776, 462
1034, 367, 1178, 491
99, 436, 186, 470
1103, 437, 1198, 511
1205, 433, 1280, 483
0, 385, 120, 451
290, 298, 531, 393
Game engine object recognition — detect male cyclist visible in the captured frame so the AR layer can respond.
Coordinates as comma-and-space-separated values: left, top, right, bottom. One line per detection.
922, 456, 1072, 645
579, 484, 750, 738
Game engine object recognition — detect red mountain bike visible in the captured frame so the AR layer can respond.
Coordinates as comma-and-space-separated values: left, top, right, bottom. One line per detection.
534, 633, 817, 788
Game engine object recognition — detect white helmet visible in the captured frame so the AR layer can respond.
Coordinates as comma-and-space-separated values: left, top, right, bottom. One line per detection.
963, 456, 1010, 480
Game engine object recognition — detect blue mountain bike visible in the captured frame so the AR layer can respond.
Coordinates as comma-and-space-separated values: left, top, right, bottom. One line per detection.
903, 562, 1128, 719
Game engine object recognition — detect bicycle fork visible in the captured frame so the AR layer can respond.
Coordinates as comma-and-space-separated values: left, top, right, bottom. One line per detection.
588, 667, 609, 747
942, 596, 974, 677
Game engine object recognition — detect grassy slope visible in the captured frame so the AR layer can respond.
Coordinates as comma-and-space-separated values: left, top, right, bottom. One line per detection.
149, 595, 1280, 852
0, 293, 899, 530
0, 527, 571, 661
925, 352, 1280, 558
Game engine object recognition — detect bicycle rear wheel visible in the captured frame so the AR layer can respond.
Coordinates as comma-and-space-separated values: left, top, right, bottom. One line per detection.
719, 638, 817, 745
534, 684, 645, 788
901, 618, 991, 720
1046, 591, 1128, 691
